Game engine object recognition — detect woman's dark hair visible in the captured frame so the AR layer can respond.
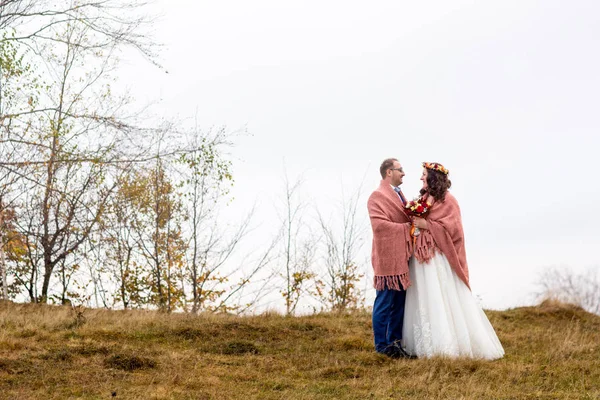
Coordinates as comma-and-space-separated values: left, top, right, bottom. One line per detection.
420, 168, 451, 201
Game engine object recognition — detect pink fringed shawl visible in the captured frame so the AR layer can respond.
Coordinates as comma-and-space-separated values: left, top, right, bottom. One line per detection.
367, 180, 413, 291
414, 192, 470, 289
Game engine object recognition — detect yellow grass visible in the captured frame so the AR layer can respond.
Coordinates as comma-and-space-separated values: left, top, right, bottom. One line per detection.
1, 299, 599, 399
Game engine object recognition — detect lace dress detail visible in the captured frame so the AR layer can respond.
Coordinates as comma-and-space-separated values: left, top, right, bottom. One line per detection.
403, 252, 504, 360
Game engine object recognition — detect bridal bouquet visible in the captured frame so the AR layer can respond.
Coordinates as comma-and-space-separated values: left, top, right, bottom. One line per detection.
405, 197, 432, 241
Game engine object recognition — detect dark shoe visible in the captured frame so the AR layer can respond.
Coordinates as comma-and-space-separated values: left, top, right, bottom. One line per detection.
376, 346, 400, 359
386, 343, 417, 359
377, 347, 399, 359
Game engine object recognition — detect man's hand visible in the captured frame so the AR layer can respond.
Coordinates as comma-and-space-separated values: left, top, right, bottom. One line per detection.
414, 217, 428, 230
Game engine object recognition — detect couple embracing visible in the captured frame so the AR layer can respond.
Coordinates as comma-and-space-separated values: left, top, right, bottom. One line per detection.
367, 158, 504, 360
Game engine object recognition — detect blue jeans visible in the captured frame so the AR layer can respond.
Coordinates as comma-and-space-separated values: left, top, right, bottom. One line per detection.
372, 288, 406, 353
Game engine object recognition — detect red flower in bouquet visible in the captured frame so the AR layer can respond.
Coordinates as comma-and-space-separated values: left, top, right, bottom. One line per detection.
405, 197, 431, 218
405, 197, 432, 243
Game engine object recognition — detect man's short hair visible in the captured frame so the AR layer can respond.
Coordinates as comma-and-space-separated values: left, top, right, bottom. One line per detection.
379, 158, 398, 179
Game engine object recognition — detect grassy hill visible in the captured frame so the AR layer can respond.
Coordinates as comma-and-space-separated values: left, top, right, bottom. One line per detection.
1, 300, 599, 399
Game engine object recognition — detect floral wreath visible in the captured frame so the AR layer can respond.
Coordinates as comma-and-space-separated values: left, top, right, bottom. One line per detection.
423, 162, 449, 175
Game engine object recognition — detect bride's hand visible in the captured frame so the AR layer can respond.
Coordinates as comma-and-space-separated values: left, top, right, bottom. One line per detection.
414, 217, 428, 230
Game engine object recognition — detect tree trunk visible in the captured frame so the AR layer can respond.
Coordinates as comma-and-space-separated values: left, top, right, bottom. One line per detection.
0, 211, 8, 300
40, 259, 54, 303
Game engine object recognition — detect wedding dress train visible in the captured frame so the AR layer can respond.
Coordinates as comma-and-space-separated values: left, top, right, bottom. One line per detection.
402, 252, 504, 360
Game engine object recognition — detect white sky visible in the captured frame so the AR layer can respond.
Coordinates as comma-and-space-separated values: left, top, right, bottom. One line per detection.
119, 0, 600, 311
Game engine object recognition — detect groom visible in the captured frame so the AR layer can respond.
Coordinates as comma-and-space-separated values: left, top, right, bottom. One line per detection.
367, 158, 414, 359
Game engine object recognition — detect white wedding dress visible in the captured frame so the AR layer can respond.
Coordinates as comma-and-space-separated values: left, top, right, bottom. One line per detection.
402, 252, 505, 360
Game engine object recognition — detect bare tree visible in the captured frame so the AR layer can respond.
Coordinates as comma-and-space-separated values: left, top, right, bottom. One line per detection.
116, 158, 186, 311
537, 266, 600, 315
276, 171, 318, 315
0, 1, 265, 311
316, 183, 367, 312
0, 0, 159, 303
0, 1, 157, 60
179, 127, 235, 313
0, 209, 7, 299
220, 233, 281, 315
0, 1, 211, 304
0, 1, 36, 31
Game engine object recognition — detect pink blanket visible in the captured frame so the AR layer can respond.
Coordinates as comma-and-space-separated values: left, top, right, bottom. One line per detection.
414, 192, 470, 289
367, 180, 413, 290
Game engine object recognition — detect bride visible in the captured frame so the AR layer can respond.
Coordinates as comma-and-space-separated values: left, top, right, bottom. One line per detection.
402, 162, 504, 360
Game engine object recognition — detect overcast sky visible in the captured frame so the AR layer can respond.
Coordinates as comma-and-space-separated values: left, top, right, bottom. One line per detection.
119, 0, 600, 310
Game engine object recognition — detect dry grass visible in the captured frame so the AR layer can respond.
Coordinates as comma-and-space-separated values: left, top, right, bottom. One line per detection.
0, 299, 599, 399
